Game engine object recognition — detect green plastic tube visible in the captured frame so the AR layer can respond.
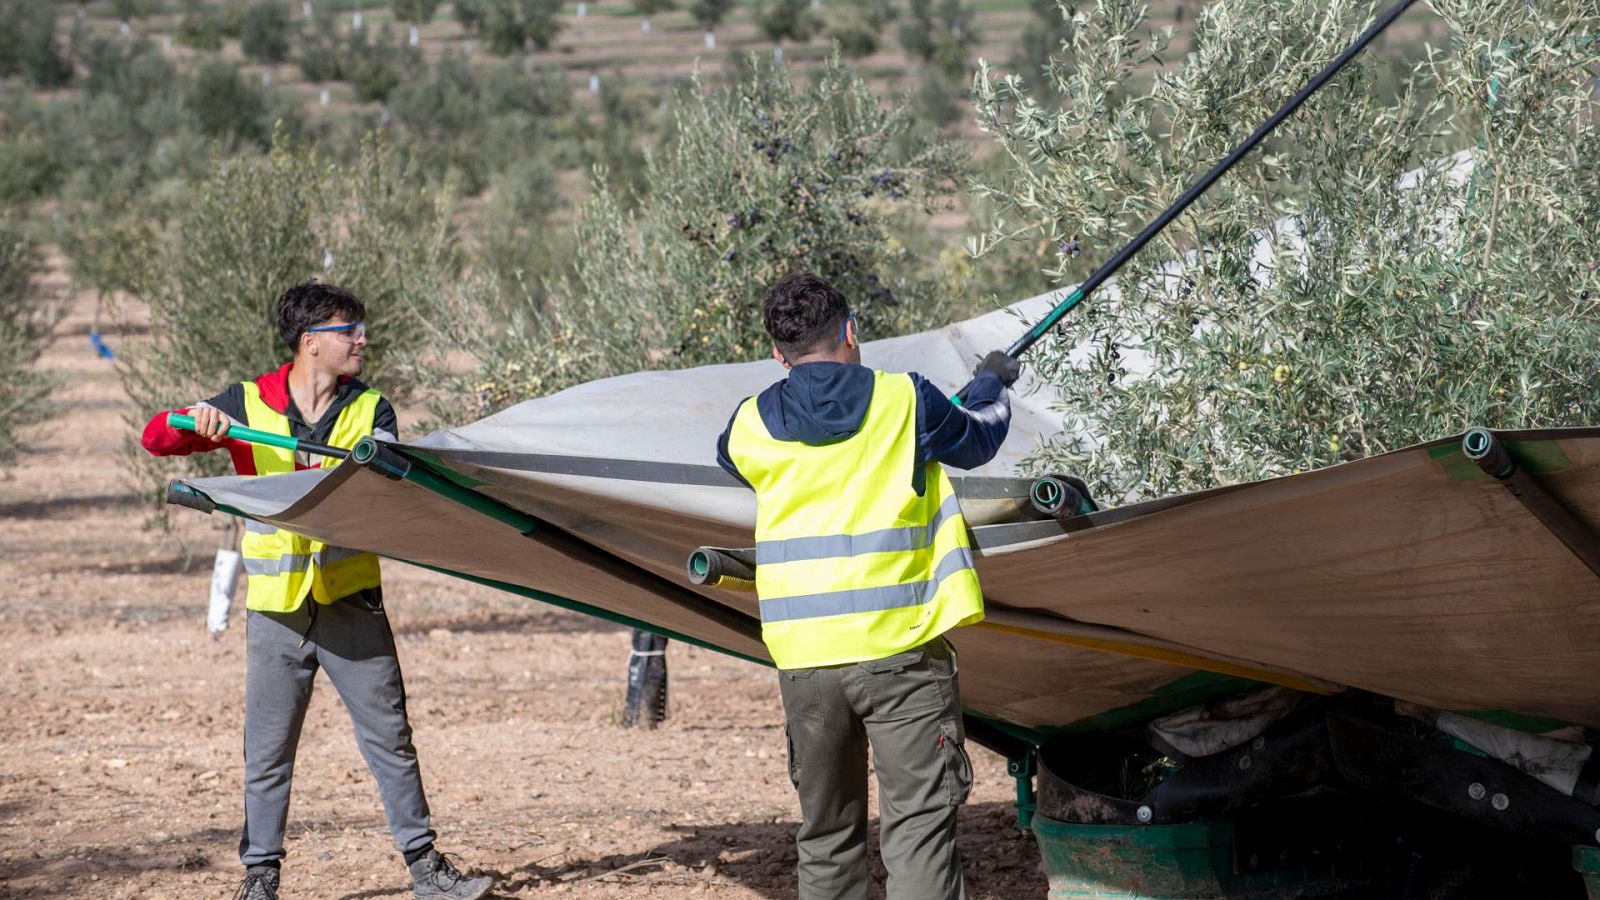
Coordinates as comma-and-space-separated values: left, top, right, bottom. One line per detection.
166, 412, 346, 460
351, 436, 539, 534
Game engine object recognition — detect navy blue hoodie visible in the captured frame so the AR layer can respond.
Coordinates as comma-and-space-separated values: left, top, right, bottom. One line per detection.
716, 362, 1012, 495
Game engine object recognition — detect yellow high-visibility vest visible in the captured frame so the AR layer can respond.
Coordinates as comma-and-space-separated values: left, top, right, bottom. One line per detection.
239, 381, 383, 612
726, 370, 984, 669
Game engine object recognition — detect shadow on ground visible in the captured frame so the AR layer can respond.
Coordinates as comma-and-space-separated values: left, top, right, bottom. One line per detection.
392, 609, 628, 639
0, 492, 145, 520
341, 801, 1045, 900
0, 825, 233, 886
52, 556, 195, 577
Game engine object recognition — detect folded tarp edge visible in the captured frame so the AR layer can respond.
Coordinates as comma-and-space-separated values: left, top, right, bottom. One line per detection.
167, 482, 776, 668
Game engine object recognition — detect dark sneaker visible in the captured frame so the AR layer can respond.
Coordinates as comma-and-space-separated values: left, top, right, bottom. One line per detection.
409, 850, 494, 900
232, 867, 279, 900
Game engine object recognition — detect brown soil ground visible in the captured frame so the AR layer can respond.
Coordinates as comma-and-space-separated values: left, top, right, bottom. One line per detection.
0, 263, 1048, 897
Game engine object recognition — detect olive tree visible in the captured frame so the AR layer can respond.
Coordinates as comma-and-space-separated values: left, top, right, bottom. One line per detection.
434, 55, 971, 420
760, 0, 820, 46
343, 25, 420, 102
1013, 0, 1069, 90
186, 57, 282, 147
391, 0, 441, 23
971, 0, 1600, 501
482, 0, 564, 53
241, 0, 295, 63
0, 226, 59, 469
635, 0, 677, 19
690, 0, 734, 33
827, 0, 895, 58
0, 0, 73, 88
453, 0, 487, 32
176, 2, 226, 51
897, 0, 978, 80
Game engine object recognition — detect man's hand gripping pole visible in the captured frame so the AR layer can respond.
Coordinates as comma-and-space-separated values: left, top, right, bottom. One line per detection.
166, 412, 348, 461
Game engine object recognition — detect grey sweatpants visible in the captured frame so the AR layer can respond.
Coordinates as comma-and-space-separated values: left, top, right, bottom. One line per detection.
239, 594, 435, 866
777, 635, 972, 900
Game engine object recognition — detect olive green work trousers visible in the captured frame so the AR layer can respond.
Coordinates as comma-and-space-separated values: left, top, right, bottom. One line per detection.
777, 635, 973, 900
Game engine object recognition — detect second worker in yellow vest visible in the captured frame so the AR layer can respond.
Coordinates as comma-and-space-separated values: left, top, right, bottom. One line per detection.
141, 281, 494, 900
718, 272, 1019, 900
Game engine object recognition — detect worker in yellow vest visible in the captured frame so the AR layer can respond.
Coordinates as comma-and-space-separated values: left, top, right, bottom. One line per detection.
717, 272, 1018, 899
141, 282, 494, 900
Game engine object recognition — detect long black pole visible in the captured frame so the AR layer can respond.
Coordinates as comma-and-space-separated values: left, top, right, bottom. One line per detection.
990, 0, 1422, 367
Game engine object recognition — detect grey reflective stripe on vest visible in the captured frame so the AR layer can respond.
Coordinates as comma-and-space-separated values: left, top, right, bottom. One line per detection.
758, 546, 975, 623
755, 494, 964, 566
243, 547, 369, 577
316, 546, 367, 565
243, 554, 314, 577
244, 519, 278, 535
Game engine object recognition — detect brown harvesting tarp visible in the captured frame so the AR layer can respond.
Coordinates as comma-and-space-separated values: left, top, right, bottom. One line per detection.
176, 294, 1600, 735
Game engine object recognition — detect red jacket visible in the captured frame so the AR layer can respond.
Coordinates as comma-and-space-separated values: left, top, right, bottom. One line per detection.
140, 363, 396, 476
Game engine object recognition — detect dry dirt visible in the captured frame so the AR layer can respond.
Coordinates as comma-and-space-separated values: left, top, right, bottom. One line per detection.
0, 265, 1047, 898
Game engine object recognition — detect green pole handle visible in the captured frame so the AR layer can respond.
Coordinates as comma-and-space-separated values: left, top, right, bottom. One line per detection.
166, 412, 347, 460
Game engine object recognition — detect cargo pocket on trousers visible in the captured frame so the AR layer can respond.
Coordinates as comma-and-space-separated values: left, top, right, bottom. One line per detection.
785, 725, 801, 790
939, 718, 972, 806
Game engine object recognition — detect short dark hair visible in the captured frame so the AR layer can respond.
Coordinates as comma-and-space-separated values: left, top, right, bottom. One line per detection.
762, 272, 849, 360
275, 280, 365, 349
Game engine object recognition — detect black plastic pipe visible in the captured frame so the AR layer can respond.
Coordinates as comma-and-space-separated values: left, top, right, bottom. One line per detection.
687, 546, 758, 592
165, 480, 217, 514
1030, 474, 1098, 523
1463, 428, 1600, 579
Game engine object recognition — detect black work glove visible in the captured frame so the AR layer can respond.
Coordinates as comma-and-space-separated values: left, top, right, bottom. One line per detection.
975, 350, 1021, 388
